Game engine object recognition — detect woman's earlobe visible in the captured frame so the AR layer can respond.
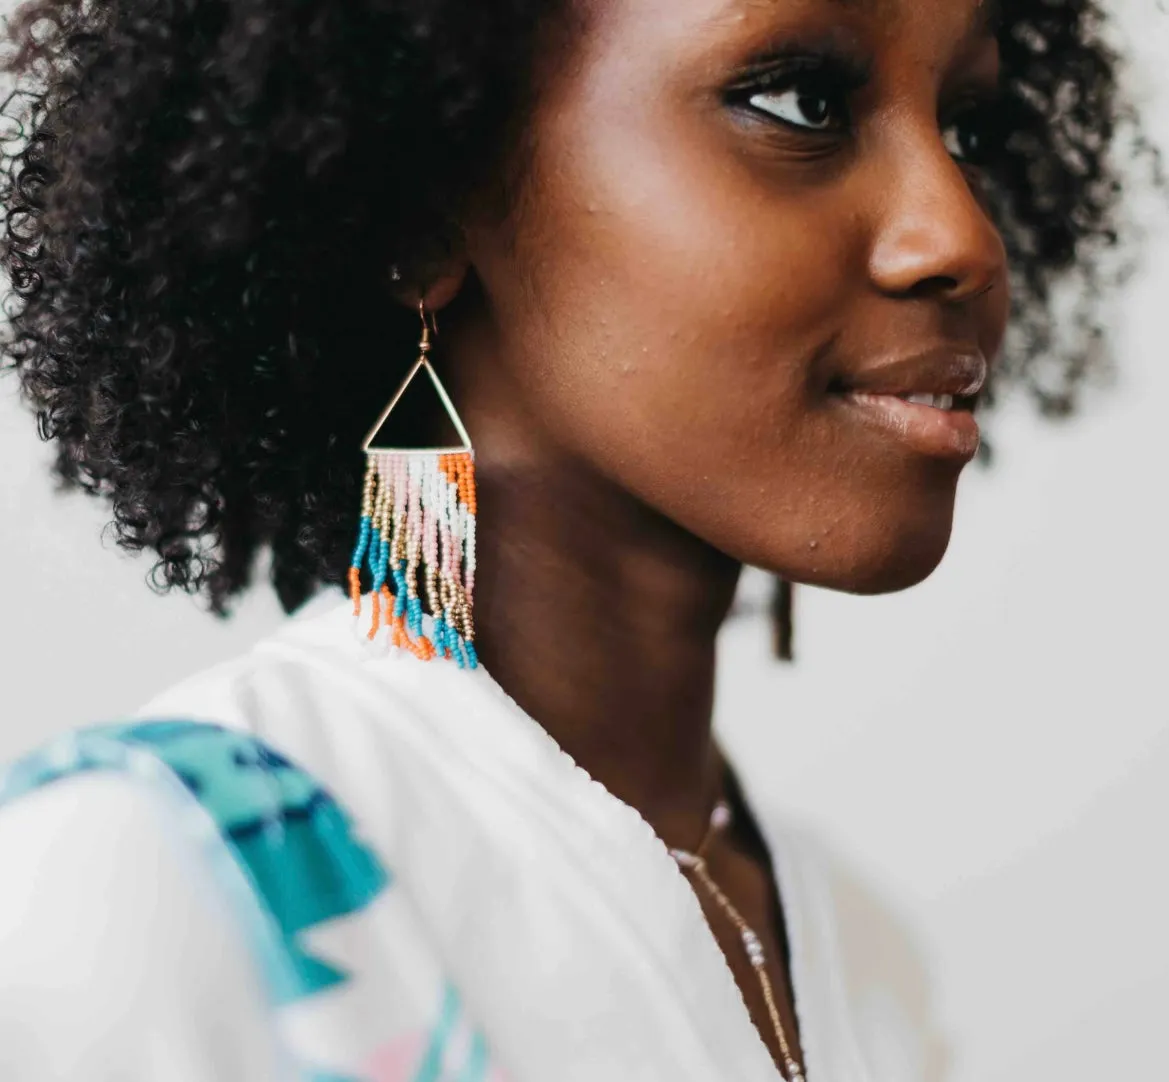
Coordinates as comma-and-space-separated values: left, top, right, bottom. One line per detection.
419, 267, 469, 313
387, 260, 469, 314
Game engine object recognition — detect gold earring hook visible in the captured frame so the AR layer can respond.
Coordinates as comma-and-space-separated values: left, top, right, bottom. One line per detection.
418, 299, 439, 355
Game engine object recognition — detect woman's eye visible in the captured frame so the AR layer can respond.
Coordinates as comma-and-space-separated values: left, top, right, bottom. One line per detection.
943, 119, 974, 161
748, 87, 839, 132
942, 106, 998, 166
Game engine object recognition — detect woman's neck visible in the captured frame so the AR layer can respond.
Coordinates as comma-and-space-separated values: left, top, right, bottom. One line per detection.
441, 317, 743, 851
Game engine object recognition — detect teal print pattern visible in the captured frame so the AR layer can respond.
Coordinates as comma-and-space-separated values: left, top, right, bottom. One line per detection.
0, 720, 390, 1011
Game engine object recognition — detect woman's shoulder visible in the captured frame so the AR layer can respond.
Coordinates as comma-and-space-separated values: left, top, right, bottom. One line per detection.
134, 589, 370, 732
0, 641, 463, 1079
132, 590, 480, 764
0, 591, 405, 1033
0, 716, 392, 989
0, 589, 483, 1023
0, 723, 466, 1081
0, 588, 493, 932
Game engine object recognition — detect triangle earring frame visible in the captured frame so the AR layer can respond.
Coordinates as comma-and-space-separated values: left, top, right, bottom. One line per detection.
361, 355, 473, 455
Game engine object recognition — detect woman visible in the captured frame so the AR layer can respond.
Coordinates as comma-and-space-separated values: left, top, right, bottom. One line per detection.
0, 0, 1142, 1079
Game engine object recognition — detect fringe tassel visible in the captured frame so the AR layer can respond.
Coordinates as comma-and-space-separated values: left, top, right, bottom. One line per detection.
348, 451, 478, 669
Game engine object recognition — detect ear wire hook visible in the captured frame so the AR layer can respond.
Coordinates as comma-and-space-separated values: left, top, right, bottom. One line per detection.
418, 298, 439, 353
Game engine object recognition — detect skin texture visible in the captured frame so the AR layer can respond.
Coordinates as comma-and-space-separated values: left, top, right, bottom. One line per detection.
418, 0, 1010, 1067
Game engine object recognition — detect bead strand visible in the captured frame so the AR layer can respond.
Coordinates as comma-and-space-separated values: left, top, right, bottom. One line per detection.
438, 454, 458, 659
349, 460, 379, 613
423, 457, 442, 636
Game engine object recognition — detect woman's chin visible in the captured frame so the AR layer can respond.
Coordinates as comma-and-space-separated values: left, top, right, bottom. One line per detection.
743, 505, 957, 597
831, 544, 950, 596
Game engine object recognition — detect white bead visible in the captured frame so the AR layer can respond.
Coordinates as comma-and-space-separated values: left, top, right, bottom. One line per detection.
671, 848, 698, 868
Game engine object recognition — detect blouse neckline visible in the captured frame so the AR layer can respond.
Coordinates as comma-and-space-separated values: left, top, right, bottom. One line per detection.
278, 593, 872, 1081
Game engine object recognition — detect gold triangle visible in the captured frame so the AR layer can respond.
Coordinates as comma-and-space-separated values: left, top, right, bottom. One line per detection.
361, 355, 473, 454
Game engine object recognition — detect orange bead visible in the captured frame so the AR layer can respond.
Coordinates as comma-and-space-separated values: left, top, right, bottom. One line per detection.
367, 589, 381, 641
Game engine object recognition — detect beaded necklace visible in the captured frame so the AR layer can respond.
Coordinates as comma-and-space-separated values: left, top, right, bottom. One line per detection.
670, 800, 806, 1082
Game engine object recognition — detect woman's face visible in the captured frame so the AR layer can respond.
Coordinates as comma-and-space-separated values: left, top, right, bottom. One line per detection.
461, 0, 1009, 594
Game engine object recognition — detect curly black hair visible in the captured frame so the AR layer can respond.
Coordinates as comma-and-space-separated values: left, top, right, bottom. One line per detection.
0, 0, 1155, 646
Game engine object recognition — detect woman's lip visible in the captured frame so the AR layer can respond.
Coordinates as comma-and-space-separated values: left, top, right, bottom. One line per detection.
843, 349, 989, 398
840, 391, 982, 460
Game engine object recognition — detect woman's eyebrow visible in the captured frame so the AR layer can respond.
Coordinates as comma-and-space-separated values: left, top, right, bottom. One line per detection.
810, 0, 883, 10
811, 0, 1002, 36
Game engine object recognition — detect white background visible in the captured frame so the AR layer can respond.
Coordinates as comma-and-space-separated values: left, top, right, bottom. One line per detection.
1, 4, 1166, 1081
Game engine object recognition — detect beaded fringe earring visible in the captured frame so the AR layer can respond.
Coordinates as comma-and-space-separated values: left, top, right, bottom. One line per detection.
348, 301, 479, 669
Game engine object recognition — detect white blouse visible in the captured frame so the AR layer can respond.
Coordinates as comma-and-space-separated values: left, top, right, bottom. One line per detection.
0, 594, 933, 1081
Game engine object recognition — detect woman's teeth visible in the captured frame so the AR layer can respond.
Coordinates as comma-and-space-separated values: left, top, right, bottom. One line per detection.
901, 393, 955, 410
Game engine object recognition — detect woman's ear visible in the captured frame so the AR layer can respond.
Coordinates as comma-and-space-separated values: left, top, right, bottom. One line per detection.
418, 266, 468, 312
388, 231, 470, 314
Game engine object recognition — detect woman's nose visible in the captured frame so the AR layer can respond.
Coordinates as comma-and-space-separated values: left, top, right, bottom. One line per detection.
867, 134, 1007, 304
